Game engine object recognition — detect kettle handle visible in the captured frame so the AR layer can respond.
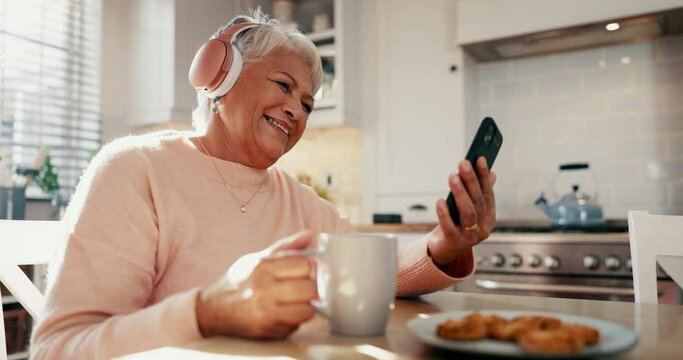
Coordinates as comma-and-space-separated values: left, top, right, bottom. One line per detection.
552, 163, 599, 201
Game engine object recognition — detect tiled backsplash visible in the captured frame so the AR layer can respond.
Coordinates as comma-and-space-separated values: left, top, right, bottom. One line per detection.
470, 35, 683, 219
276, 126, 363, 224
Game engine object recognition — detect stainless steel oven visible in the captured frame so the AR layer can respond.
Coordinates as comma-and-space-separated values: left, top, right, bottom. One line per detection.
451, 223, 683, 305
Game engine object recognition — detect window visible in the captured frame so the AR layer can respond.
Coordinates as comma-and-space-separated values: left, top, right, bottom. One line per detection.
0, 0, 101, 194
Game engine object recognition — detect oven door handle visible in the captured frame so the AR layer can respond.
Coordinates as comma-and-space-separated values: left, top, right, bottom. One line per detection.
474, 279, 635, 296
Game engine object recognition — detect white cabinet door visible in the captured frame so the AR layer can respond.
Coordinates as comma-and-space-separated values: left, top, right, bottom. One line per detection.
457, 0, 683, 45
375, 0, 466, 196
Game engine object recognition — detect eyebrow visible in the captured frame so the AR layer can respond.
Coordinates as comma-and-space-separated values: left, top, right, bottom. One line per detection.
278, 71, 315, 104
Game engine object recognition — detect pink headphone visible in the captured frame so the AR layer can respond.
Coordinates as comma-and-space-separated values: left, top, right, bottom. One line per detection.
188, 22, 259, 98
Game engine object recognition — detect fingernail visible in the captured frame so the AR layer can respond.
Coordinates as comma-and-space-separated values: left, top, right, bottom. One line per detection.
463, 161, 472, 173
480, 157, 488, 168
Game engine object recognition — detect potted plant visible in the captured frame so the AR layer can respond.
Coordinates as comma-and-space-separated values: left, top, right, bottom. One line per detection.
35, 153, 62, 219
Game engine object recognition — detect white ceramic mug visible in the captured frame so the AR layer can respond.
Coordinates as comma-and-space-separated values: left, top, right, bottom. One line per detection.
278, 233, 397, 336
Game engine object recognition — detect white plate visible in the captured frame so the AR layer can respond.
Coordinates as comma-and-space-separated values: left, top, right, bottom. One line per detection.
407, 310, 637, 359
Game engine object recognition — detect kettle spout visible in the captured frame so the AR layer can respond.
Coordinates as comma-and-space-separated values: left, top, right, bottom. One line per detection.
534, 192, 552, 216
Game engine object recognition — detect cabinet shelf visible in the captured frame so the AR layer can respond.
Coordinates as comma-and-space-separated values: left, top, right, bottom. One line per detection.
305, 28, 335, 43
8, 350, 29, 360
316, 44, 336, 57
296, 0, 362, 128
314, 98, 337, 110
2, 295, 18, 305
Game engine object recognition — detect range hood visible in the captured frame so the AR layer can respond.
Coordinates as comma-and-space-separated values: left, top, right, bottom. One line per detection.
463, 8, 683, 62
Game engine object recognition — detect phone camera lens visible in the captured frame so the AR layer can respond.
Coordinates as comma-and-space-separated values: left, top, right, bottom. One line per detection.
484, 134, 492, 145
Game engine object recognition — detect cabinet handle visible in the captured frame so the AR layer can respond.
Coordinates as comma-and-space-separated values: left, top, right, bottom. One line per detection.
408, 204, 427, 210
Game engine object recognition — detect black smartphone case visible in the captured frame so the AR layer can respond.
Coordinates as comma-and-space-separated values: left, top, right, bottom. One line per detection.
446, 117, 503, 226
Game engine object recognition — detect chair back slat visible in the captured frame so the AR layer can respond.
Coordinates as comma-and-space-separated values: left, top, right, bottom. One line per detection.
0, 219, 65, 359
0, 220, 65, 264
628, 211, 683, 304
0, 264, 46, 318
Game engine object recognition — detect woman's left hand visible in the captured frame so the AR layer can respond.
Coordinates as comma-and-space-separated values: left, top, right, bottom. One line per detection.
428, 157, 497, 267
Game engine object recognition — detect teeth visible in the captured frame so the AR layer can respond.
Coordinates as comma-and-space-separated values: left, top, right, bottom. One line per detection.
265, 116, 290, 137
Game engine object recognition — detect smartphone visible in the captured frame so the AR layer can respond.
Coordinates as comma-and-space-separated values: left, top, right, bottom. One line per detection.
446, 117, 503, 226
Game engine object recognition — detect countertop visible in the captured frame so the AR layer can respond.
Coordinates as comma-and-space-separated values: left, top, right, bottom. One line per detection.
356, 219, 629, 234
355, 223, 437, 233
121, 291, 683, 359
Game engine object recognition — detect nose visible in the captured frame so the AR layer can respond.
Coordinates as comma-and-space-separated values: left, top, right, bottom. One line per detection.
282, 98, 307, 122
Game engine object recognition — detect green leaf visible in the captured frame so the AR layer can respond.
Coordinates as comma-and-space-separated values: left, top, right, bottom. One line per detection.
35, 154, 60, 194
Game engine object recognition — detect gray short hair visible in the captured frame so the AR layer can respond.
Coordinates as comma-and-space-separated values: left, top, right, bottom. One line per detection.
191, 8, 322, 133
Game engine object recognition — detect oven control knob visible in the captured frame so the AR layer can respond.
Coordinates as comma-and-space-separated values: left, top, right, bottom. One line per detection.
583, 255, 601, 270
604, 255, 622, 271
528, 255, 542, 268
490, 253, 505, 267
544, 256, 561, 270
509, 254, 523, 267
625, 258, 632, 271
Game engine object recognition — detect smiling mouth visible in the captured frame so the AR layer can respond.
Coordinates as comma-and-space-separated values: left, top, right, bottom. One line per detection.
264, 115, 291, 138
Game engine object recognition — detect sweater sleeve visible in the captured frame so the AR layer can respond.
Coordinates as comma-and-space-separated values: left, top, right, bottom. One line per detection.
30, 144, 202, 360
395, 234, 475, 297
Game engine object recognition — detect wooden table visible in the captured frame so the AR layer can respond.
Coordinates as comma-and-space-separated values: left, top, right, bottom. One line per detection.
122, 292, 683, 359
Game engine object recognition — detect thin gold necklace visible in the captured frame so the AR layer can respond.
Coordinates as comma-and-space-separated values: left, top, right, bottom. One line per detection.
196, 137, 269, 213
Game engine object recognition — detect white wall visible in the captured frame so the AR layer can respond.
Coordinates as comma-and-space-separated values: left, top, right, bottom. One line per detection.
129, 0, 176, 126
457, 0, 683, 44
173, 0, 260, 121
100, 0, 264, 142
101, 0, 133, 141
470, 35, 683, 219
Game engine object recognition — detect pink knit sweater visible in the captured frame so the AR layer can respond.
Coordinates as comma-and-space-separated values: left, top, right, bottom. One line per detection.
30, 131, 474, 359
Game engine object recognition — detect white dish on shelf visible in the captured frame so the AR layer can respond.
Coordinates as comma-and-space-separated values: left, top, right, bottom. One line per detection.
306, 28, 335, 43
316, 44, 336, 57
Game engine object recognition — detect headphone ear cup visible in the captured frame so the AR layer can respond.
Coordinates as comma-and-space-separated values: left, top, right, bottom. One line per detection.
188, 38, 233, 95
189, 22, 258, 98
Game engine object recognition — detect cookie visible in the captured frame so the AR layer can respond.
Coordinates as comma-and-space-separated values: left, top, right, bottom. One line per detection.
436, 313, 488, 341
565, 324, 600, 345
489, 319, 536, 341
518, 328, 585, 355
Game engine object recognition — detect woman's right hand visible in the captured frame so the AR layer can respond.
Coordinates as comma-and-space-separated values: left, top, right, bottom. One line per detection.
195, 231, 318, 339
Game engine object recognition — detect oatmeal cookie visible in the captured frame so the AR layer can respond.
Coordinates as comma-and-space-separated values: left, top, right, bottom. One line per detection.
518, 328, 585, 354
436, 313, 488, 341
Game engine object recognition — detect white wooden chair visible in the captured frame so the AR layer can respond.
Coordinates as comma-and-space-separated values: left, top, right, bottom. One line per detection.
627, 211, 683, 304
0, 220, 65, 360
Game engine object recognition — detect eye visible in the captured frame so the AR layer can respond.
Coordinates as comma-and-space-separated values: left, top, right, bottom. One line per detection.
302, 103, 312, 114
275, 81, 290, 92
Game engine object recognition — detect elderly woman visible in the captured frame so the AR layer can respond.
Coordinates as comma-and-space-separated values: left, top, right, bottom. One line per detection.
30, 11, 497, 359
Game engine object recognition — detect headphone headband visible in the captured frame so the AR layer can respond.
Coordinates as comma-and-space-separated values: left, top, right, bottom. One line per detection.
216, 22, 257, 45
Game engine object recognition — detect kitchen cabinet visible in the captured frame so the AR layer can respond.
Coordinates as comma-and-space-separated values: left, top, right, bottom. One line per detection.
296, 0, 364, 128
362, 0, 467, 221
456, 0, 683, 45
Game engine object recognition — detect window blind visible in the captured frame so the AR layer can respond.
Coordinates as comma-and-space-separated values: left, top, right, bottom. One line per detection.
0, 0, 101, 194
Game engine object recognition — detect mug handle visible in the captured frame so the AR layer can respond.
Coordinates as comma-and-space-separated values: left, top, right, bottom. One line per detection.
264, 247, 332, 318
